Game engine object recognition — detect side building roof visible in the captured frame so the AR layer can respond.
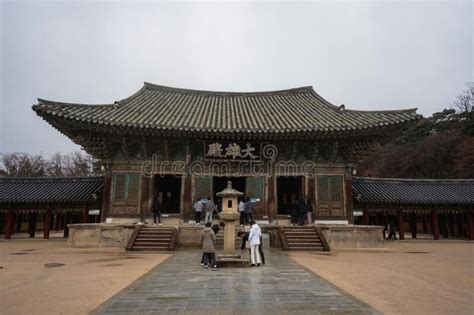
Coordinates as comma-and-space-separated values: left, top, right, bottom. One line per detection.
0, 176, 103, 207
32, 82, 419, 139
352, 177, 474, 207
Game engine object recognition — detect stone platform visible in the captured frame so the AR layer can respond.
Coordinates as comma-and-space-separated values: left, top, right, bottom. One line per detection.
216, 253, 250, 267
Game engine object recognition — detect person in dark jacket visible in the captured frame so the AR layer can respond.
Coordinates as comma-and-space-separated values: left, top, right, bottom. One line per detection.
245, 198, 253, 223
258, 235, 265, 265
200, 222, 217, 271
153, 197, 162, 225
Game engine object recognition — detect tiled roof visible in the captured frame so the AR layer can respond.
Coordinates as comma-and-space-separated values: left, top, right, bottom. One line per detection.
32, 83, 419, 138
0, 176, 103, 206
352, 177, 474, 206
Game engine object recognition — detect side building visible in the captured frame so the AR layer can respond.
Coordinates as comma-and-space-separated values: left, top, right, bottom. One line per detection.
32, 83, 418, 224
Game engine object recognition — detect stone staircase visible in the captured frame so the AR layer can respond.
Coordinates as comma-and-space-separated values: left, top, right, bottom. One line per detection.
128, 226, 177, 252
281, 226, 325, 251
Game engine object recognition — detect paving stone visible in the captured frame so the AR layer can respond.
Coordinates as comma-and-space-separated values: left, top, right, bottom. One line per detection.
92, 248, 380, 314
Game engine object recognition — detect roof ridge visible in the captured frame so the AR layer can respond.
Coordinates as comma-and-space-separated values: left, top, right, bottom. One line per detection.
353, 176, 474, 183
143, 82, 314, 96
35, 98, 112, 107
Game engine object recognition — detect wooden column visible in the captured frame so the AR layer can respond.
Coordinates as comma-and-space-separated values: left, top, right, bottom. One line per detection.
82, 206, 89, 223
4, 209, 15, 239
431, 209, 440, 240
345, 172, 354, 224
182, 176, 192, 222
100, 171, 112, 223
307, 175, 316, 224
466, 212, 474, 241
43, 209, 52, 239
267, 175, 277, 223
397, 210, 405, 240
28, 212, 37, 238
362, 209, 369, 225
139, 175, 151, 223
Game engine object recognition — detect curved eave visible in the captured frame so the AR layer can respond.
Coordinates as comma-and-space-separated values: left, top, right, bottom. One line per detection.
32, 82, 420, 138
34, 111, 418, 141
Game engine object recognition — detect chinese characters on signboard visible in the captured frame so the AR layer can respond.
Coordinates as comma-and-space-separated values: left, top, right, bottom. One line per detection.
205, 141, 261, 161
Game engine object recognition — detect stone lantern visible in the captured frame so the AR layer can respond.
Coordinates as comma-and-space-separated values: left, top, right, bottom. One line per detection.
217, 181, 245, 264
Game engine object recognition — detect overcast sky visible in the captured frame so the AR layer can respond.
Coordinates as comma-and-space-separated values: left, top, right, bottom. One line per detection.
0, 1, 472, 156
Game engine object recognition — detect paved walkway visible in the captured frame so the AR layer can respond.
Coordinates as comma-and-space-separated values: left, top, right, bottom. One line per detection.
92, 249, 379, 315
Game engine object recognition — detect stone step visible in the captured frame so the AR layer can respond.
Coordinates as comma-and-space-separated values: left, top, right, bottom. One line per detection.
284, 233, 317, 237
135, 239, 170, 245
134, 241, 170, 246
139, 231, 173, 236
286, 239, 321, 244
136, 237, 171, 241
132, 246, 169, 251
288, 246, 324, 251
287, 243, 321, 247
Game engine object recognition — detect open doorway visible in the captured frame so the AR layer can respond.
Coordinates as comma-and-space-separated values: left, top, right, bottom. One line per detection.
213, 177, 246, 208
154, 175, 182, 214
277, 176, 304, 215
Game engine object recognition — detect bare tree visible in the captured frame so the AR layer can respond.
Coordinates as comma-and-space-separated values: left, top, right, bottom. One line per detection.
452, 82, 473, 121
0, 153, 46, 177
46, 152, 65, 176
0, 151, 97, 177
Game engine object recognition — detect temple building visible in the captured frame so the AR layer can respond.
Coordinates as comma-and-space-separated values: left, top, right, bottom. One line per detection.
32, 82, 419, 225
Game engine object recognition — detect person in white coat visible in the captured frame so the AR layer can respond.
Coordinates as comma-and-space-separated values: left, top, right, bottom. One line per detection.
248, 220, 262, 266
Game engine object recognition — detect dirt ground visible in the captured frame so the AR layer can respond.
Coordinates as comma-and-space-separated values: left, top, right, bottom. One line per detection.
288, 241, 474, 315
0, 237, 169, 315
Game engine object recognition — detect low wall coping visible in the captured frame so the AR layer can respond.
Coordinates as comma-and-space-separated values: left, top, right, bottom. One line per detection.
316, 224, 383, 231
67, 223, 136, 230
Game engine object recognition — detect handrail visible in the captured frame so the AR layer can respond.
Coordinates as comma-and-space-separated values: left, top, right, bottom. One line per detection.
126, 225, 142, 251
278, 226, 289, 250
314, 226, 331, 252
168, 227, 178, 251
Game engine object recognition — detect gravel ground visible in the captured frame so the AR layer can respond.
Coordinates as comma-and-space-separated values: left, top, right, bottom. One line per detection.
0, 237, 169, 314
288, 241, 474, 315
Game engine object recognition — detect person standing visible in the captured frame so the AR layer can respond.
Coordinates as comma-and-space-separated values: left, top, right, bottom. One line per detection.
205, 197, 216, 224
388, 222, 397, 240
238, 198, 246, 225
248, 220, 262, 267
245, 198, 253, 224
200, 222, 217, 271
193, 199, 204, 225
153, 197, 162, 225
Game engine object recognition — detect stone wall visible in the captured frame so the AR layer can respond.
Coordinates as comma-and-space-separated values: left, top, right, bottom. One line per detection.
67, 224, 135, 248
317, 224, 384, 249
177, 225, 205, 247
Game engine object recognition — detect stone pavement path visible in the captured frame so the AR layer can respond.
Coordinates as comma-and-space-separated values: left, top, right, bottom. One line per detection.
92, 249, 379, 315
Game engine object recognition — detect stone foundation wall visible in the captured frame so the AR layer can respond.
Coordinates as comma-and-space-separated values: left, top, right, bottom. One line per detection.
317, 224, 384, 249
67, 224, 135, 248
178, 225, 204, 247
